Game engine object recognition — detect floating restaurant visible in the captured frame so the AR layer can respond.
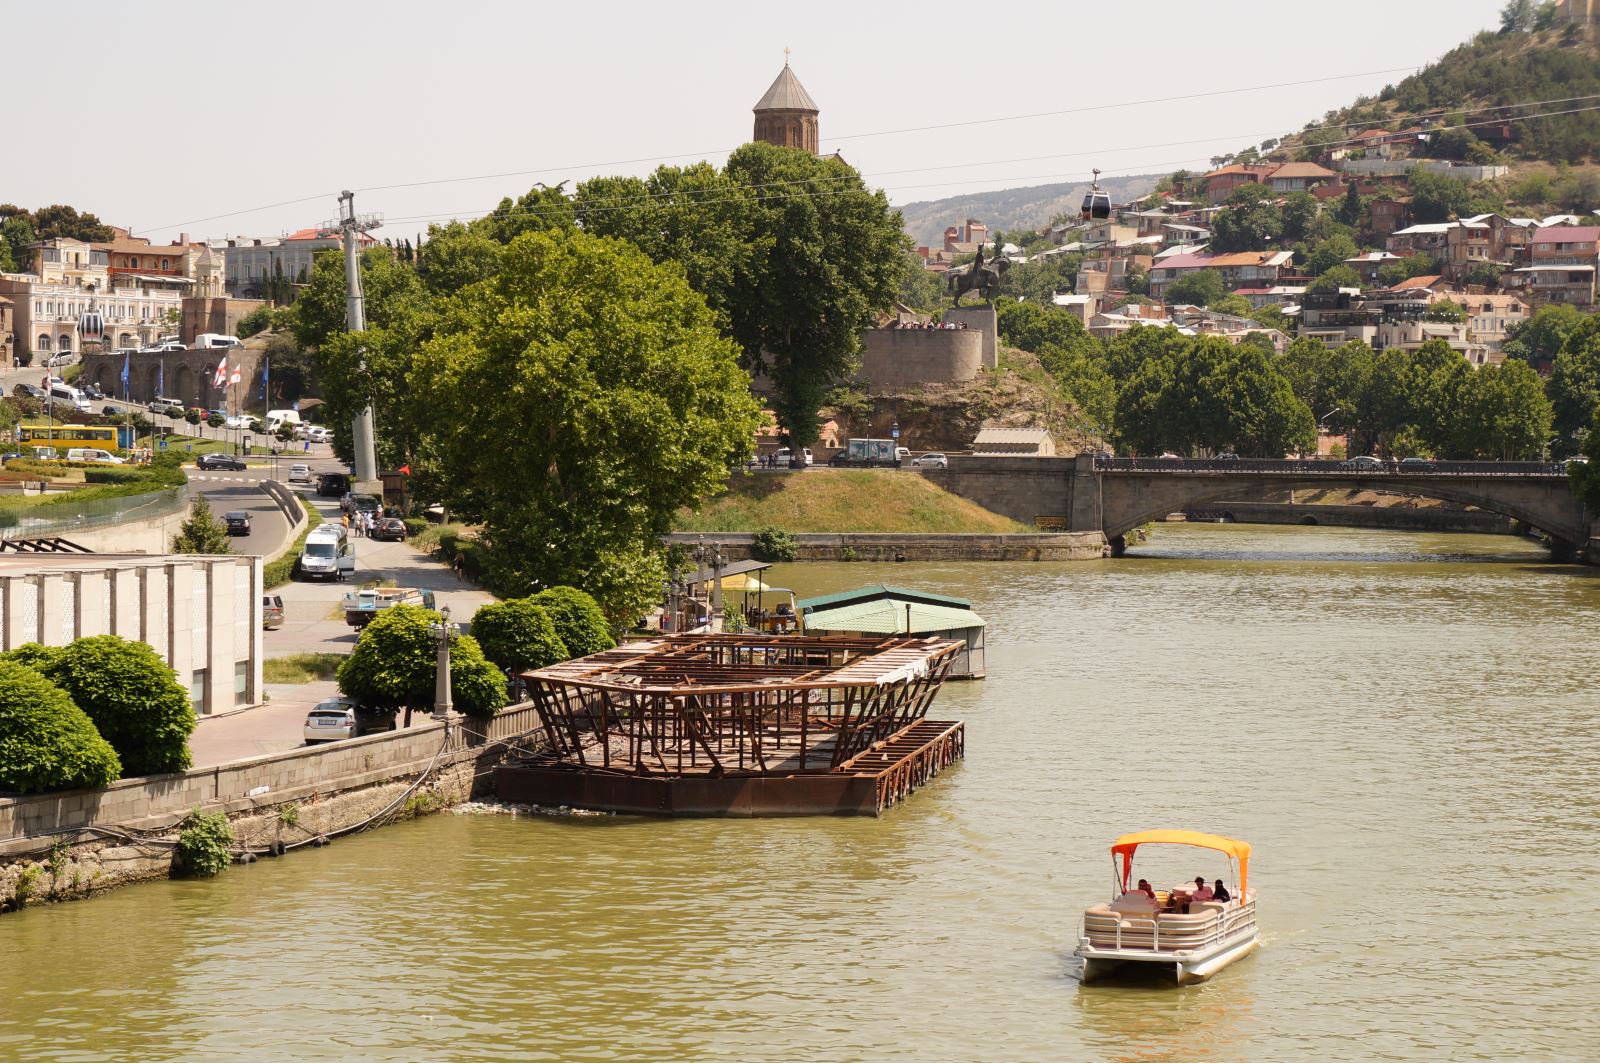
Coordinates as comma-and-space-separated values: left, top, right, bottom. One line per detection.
496, 632, 966, 816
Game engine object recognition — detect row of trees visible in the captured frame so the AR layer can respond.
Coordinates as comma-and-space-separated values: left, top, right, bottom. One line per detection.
0, 637, 195, 794
997, 300, 1564, 460
333, 587, 616, 723
0, 203, 115, 274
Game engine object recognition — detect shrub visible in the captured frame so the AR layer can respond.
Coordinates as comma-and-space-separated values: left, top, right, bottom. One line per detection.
750, 525, 798, 563
337, 605, 507, 720
174, 808, 233, 876
531, 587, 615, 658
0, 659, 121, 793
263, 497, 322, 589
402, 517, 429, 538
35, 636, 196, 776
471, 599, 568, 672
171, 495, 233, 555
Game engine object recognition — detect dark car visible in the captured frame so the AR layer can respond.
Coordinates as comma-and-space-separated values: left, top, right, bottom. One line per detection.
224, 511, 252, 535
316, 472, 351, 498
101, 404, 120, 417
1398, 457, 1435, 471
371, 516, 408, 542
197, 452, 247, 471
12, 383, 45, 399
81, 383, 103, 400
341, 492, 381, 517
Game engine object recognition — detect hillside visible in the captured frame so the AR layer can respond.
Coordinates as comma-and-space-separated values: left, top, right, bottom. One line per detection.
1282, 21, 1600, 166
896, 173, 1161, 245
675, 469, 1030, 534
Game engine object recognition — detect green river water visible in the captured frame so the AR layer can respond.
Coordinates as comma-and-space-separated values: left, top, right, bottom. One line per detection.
3, 524, 1599, 1061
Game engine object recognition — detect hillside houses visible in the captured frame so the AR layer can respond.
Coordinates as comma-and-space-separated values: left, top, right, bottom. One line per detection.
1147, 250, 1296, 300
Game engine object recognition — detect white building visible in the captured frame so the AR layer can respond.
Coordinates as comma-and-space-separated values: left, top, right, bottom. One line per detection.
223, 227, 376, 297
0, 554, 263, 716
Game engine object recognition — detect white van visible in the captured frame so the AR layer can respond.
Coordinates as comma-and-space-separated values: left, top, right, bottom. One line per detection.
298, 524, 356, 581
48, 384, 92, 413
266, 409, 303, 432
66, 448, 123, 464
194, 333, 242, 349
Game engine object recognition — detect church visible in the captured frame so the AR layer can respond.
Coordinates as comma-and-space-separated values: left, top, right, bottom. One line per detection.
752, 58, 820, 155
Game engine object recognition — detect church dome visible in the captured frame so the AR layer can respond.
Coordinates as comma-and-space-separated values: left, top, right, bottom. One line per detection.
753, 64, 818, 114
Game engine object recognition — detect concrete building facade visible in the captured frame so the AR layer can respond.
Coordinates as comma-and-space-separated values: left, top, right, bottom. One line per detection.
0, 554, 264, 716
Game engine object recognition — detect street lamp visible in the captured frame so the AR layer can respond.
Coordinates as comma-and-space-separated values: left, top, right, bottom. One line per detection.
430, 605, 458, 722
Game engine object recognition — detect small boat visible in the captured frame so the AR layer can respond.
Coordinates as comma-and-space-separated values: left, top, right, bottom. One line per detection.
1075, 829, 1258, 986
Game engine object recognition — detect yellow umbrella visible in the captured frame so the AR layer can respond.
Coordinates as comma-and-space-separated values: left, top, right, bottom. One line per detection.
722, 572, 771, 593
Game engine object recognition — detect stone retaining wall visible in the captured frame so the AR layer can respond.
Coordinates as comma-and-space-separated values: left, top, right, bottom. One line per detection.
666, 530, 1104, 561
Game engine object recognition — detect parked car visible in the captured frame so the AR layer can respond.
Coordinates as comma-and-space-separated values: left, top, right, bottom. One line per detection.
909, 452, 949, 468
316, 472, 351, 498
302, 697, 395, 744
262, 593, 285, 630
224, 511, 252, 535
1398, 457, 1435, 471
196, 452, 246, 471
342, 586, 435, 628
224, 414, 248, 430
80, 382, 103, 400
147, 396, 183, 415
306, 426, 330, 444
12, 383, 45, 399
287, 463, 312, 484
1341, 455, 1385, 470
772, 447, 814, 468
101, 404, 120, 417
371, 516, 408, 542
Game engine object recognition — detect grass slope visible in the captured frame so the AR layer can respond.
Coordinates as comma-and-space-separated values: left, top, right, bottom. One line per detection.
676, 469, 1030, 534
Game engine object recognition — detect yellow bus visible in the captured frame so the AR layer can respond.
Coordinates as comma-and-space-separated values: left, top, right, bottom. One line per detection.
15, 424, 130, 454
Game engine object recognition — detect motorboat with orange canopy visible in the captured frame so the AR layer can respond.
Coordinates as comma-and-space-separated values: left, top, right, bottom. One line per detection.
1075, 830, 1258, 986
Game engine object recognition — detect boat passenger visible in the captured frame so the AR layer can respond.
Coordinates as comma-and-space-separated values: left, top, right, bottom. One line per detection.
1213, 880, 1230, 903
1135, 878, 1155, 900
1190, 877, 1214, 903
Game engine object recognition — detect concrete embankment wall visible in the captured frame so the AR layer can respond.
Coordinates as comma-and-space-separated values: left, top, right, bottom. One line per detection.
60, 501, 191, 553
666, 531, 1104, 561
0, 704, 543, 909
1183, 502, 1517, 535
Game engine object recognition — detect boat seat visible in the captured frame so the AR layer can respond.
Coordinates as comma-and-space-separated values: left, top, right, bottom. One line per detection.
1190, 900, 1229, 918
1109, 893, 1157, 915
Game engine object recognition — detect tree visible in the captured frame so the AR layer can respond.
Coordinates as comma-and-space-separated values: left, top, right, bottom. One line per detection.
1209, 201, 1284, 253
579, 144, 904, 447
532, 587, 616, 659
0, 659, 121, 793
1503, 303, 1585, 369
470, 599, 568, 673
1334, 182, 1365, 228
205, 412, 225, 429
1166, 269, 1227, 307
1555, 172, 1600, 214
1307, 234, 1359, 276
336, 605, 508, 722
21, 636, 195, 776
1548, 331, 1600, 445
1282, 192, 1321, 242
1309, 265, 1362, 292
1408, 170, 1476, 223
1208, 293, 1254, 316
29, 204, 114, 243
414, 221, 504, 296
1463, 262, 1505, 290
1570, 407, 1600, 512
997, 300, 1100, 356
897, 251, 945, 311
1039, 345, 1117, 432
411, 229, 760, 622
1500, 0, 1535, 31
171, 495, 233, 554
1423, 299, 1467, 323
1453, 359, 1553, 459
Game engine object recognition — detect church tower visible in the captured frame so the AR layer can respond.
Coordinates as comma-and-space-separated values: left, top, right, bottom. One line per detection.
753, 56, 819, 155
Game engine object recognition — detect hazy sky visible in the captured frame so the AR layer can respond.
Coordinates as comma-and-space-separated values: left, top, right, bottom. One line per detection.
12, 0, 1509, 244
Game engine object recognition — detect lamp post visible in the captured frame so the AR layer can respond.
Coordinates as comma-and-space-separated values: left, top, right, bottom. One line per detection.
430, 605, 457, 722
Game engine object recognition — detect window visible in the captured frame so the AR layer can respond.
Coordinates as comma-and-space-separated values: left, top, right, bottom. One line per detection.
234, 661, 250, 706
160, 258, 169, 270
37, 334, 51, 351
130, 257, 139, 268
189, 668, 207, 713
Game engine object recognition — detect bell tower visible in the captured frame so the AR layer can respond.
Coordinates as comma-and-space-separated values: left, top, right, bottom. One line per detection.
752, 52, 819, 155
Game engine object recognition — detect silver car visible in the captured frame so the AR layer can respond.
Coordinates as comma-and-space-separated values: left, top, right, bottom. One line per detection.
909, 452, 949, 468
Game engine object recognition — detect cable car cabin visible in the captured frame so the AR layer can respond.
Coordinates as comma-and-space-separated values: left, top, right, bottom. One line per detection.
1081, 189, 1111, 221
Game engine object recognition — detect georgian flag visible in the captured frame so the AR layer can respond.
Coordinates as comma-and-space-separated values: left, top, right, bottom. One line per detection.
229, 364, 241, 386
212, 356, 229, 388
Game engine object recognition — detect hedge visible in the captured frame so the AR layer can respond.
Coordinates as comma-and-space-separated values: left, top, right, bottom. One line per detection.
263, 497, 324, 589
29, 636, 195, 777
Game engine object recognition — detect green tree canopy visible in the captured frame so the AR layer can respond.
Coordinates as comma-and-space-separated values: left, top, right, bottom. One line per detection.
1423, 299, 1467, 323
1502, 303, 1586, 368
0, 658, 121, 793
14, 636, 195, 776
336, 605, 507, 719
1548, 326, 1600, 446
532, 587, 616, 659
470, 599, 568, 673
1165, 269, 1228, 307
411, 229, 760, 622
1307, 234, 1360, 276
170, 495, 233, 555
1309, 264, 1362, 293
1450, 358, 1553, 459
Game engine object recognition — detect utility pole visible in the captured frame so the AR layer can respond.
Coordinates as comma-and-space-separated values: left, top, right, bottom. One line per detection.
338, 190, 383, 495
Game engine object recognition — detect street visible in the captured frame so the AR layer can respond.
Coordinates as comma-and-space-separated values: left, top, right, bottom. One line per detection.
188, 452, 496, 767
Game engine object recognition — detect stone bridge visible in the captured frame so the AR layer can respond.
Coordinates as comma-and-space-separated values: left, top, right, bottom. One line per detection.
919, 455, 1597, 560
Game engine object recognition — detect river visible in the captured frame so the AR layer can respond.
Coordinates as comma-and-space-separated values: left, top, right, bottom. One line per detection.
4, 524, 1599, 1061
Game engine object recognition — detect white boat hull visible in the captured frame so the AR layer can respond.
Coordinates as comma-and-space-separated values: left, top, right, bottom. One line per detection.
1078, 929, 1258, 986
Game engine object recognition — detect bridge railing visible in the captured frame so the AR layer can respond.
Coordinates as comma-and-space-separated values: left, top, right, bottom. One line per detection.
1094, 457, 1570, 477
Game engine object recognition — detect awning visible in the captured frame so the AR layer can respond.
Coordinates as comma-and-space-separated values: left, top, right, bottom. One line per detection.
1112, 830, 1252, 896
803, 598, 985, 635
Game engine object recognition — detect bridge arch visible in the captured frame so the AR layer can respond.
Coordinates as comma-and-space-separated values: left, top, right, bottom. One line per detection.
1099, 474, 1590, 558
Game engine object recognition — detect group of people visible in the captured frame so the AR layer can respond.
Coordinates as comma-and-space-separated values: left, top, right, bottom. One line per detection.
341, 509, 378, 537
1134, 876, 1232, 911
888, 319, 969, 330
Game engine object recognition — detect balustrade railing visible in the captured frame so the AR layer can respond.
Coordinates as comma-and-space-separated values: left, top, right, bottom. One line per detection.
1095, 457, 1569, 477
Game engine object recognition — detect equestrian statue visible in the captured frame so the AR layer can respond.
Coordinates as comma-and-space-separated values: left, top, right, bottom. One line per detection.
947, 245, 1009, 306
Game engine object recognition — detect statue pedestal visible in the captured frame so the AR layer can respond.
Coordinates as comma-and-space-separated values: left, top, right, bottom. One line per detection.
943, 305, 997, 368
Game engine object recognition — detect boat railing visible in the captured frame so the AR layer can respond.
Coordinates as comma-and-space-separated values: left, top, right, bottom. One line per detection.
1083, 896, 1257, 954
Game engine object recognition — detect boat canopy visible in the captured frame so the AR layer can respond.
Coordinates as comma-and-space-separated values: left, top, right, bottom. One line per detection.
1112, 830, 1251, 897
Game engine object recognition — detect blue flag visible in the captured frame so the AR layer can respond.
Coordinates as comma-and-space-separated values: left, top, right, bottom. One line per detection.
260, 356, 269, 402
120, 351, 129, 394
158, 362, 164, 396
